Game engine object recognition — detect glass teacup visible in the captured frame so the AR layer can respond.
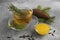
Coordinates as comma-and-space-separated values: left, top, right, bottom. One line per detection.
8, 4, 33, 30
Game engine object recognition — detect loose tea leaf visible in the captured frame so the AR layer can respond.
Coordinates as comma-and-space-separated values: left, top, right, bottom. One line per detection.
51, 34, 54, 36
19, 34, 30, 38
7, 36, 11, 38
28, 38, 31, 40
53, 30, 56, 33
48, 33, 52, 34
48, 30, 56, 36
25, 35, 30, 37
19, 35, 26, 38
19, 34, 35, 40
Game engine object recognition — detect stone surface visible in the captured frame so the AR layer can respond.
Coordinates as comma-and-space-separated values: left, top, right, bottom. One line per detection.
0, 0, 60, 40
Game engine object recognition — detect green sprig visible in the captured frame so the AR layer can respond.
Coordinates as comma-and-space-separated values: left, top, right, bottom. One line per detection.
42, 7, 51, 13
37, 5, 42, 10
9, 4, 25, 16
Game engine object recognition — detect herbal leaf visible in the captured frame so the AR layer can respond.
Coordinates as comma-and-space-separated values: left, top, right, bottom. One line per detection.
51, 16, 55, 19
9, 4, 25, 16
37, 5, 42, 10
45, 19, 54, 24
42, 7, 51, 13
38, 18, 45, 22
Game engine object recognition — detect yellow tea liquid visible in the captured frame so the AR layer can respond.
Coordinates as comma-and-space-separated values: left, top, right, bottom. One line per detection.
10, 9, 33, 30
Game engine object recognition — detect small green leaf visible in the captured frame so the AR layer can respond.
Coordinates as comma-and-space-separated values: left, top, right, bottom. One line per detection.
38, 18, 45, 22
50, 16, 55, 19
37, 5, 42, 10
38, 17, 54, 24
45, 19, 54, 24
42, 7, 51, 13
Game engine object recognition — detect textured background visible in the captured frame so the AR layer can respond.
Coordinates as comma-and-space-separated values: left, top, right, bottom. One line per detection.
0, 0, 60, 40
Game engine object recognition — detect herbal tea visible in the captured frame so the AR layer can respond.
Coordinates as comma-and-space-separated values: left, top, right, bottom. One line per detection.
9, 4, 33, 30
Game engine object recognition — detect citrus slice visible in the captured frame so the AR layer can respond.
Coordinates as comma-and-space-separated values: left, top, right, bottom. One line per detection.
35, 23, 51, 35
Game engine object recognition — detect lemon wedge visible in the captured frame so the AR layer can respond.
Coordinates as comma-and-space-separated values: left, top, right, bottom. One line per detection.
35, 23, 51, 35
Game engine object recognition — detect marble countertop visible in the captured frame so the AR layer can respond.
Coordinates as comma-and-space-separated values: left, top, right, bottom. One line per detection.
0, 0, 60, 40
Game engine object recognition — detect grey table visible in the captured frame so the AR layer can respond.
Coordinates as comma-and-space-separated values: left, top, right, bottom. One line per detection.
0, 0, 60, 40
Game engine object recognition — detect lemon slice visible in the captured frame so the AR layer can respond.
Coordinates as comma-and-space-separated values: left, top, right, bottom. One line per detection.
35, 23, 51, 35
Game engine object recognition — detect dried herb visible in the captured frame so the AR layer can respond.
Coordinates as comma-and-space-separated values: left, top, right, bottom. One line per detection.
51, 34, 54, 36
48, 32, 54, 36
7, 36, 11, 38
53, 30, 56, 33
25, 35, 30, 37
19, 34, 35, 40
48, 33, 52, 34
19, 35, 26, 38
48, 30, 56, 36
19, 34, 30, 38
28, 38, 31, 40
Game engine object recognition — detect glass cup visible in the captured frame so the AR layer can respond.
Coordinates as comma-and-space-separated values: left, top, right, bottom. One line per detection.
8, 8, 33, 30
